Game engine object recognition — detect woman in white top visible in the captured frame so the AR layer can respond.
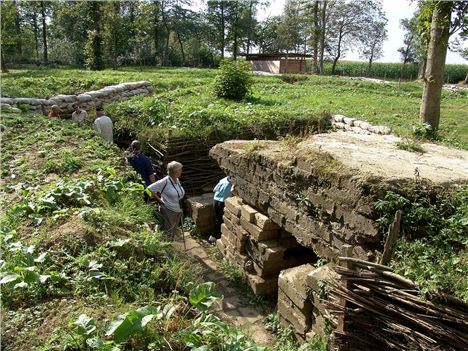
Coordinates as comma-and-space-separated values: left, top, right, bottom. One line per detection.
147, 161, 185, 238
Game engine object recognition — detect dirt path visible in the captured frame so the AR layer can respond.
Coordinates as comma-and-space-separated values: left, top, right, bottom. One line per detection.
173, 232, 275, 348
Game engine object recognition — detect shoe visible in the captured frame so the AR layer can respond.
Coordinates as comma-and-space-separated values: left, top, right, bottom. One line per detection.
208, 236, 217, 244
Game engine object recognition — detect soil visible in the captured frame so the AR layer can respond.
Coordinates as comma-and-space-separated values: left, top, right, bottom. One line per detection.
172, 232, 276, 348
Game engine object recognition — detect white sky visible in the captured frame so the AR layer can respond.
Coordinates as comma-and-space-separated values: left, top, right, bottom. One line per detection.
258, 0, 466, 64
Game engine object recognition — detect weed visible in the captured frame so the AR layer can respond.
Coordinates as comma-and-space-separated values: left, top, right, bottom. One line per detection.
244, 140, 267, 153
395, 139, 425, 153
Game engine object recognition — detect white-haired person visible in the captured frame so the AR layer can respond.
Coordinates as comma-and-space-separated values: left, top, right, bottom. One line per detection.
147, 161, 185, 238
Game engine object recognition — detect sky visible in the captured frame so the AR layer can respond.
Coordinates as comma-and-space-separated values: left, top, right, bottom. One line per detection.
258, 0, 467, 64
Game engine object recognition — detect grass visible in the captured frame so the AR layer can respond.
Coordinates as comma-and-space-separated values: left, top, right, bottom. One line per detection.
395, 139, 426, 153
1, 66, 467, 148
0, 112, 270, 351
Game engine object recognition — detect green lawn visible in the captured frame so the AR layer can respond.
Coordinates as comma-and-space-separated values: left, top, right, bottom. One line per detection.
1, 66, 467, 148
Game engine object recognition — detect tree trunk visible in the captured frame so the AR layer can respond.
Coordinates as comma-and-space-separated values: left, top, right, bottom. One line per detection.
1, 50, 8, 73
312, 1, 319, 74
417, 59, 426, 80
176, 32, 185, 65
33, 11, 39, 60
14, 1, 22, 59
161, 11, 170, 66
331, 29, 343, 75
319, 1, 327, 74
153, 0, 160, 62
464, 72, 468, 85
246, 0, 254, 55
40, 1, 48, 63
419, 2, 452, 130
220, 4, 225, 59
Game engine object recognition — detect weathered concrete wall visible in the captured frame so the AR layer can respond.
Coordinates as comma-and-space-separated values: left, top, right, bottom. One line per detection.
1, 81, 153, 115
210, 134, 468, 261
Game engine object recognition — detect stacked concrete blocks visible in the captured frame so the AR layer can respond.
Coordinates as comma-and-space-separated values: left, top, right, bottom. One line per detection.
186, 193, 215, 235
218, 196, 307, 295
278, 263, 337, 342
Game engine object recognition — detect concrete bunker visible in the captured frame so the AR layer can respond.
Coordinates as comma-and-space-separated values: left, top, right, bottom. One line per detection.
204, 131, 468, 343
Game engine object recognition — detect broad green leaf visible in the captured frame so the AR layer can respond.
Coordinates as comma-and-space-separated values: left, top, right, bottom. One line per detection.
14, 281, 28, 289
74, 314, 97, 336
0, 273, 19, 284
33, 217, 43, 226
34, 252, 47, 263
108, 239, 131, 248
189, 282, 222, 311
39, 275, 51, 284
106, 307, 155, 343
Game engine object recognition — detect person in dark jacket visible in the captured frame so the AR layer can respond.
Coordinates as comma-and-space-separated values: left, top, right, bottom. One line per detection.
127, 140, 156, 187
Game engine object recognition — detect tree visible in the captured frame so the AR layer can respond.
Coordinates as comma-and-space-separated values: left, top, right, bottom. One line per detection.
398, 18, 418, 64
40, 1, 49, 62
257, 16, 282, 54
359, 17, 387, 74
419, 1, 467, 129
85, 1, 104, 70
326, 0, 381, 75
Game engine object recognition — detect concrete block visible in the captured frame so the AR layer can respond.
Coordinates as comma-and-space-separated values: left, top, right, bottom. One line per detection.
225, 196, 242, 217
254, 212, 280, 231
278, 264, 314, 311
240, 218, 279, 241
241, 203, 258, 223
245, 272, 278, 295
277, 296, 311, 335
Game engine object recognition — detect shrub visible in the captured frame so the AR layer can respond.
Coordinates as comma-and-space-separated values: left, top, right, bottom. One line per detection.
213, 59, 253, 100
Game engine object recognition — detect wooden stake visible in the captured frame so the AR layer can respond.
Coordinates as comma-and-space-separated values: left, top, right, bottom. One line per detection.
380, 210, 402, 266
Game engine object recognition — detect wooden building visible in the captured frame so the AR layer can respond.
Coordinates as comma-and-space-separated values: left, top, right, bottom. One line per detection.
245, 53, 311, 74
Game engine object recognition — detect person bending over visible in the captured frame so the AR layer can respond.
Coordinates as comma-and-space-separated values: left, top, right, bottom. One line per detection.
209, 175, 235, 244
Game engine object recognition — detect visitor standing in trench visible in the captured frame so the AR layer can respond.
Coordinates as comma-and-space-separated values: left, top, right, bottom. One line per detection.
93, 107, 113, 143
71, 103, 88, 125
48, 105, 61, 119
127, 140, 156, 201
147, 161, 185, 239
209, 175, 235, 244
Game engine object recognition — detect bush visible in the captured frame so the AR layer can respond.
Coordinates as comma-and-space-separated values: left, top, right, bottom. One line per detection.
213, 59, 253, 100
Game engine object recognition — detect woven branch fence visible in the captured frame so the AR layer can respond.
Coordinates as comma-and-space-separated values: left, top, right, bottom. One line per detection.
326, 249, 468, 351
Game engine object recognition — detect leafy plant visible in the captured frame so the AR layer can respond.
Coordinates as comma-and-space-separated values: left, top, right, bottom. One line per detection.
188, 282, 222, 311
244, 140, 267, 153
412, 123, 438, 140
395, 139, 425, 153
213, 59, 253, 101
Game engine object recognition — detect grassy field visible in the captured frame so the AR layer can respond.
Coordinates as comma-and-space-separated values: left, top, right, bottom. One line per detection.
0, 113, 283, 351
2, 66, 467, 148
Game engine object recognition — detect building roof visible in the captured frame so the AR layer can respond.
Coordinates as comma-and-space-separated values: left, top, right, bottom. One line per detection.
243, 53, 312, 60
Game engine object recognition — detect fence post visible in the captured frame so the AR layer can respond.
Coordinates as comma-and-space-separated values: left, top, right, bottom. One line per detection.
380, 210, 402, 266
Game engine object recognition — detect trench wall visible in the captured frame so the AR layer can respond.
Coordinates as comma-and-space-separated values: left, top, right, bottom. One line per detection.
210, 141, 385, 261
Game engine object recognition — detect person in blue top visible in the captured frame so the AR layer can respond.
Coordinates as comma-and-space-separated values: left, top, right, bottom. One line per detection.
209, 175, 235, 243
127, 140, 156, 187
